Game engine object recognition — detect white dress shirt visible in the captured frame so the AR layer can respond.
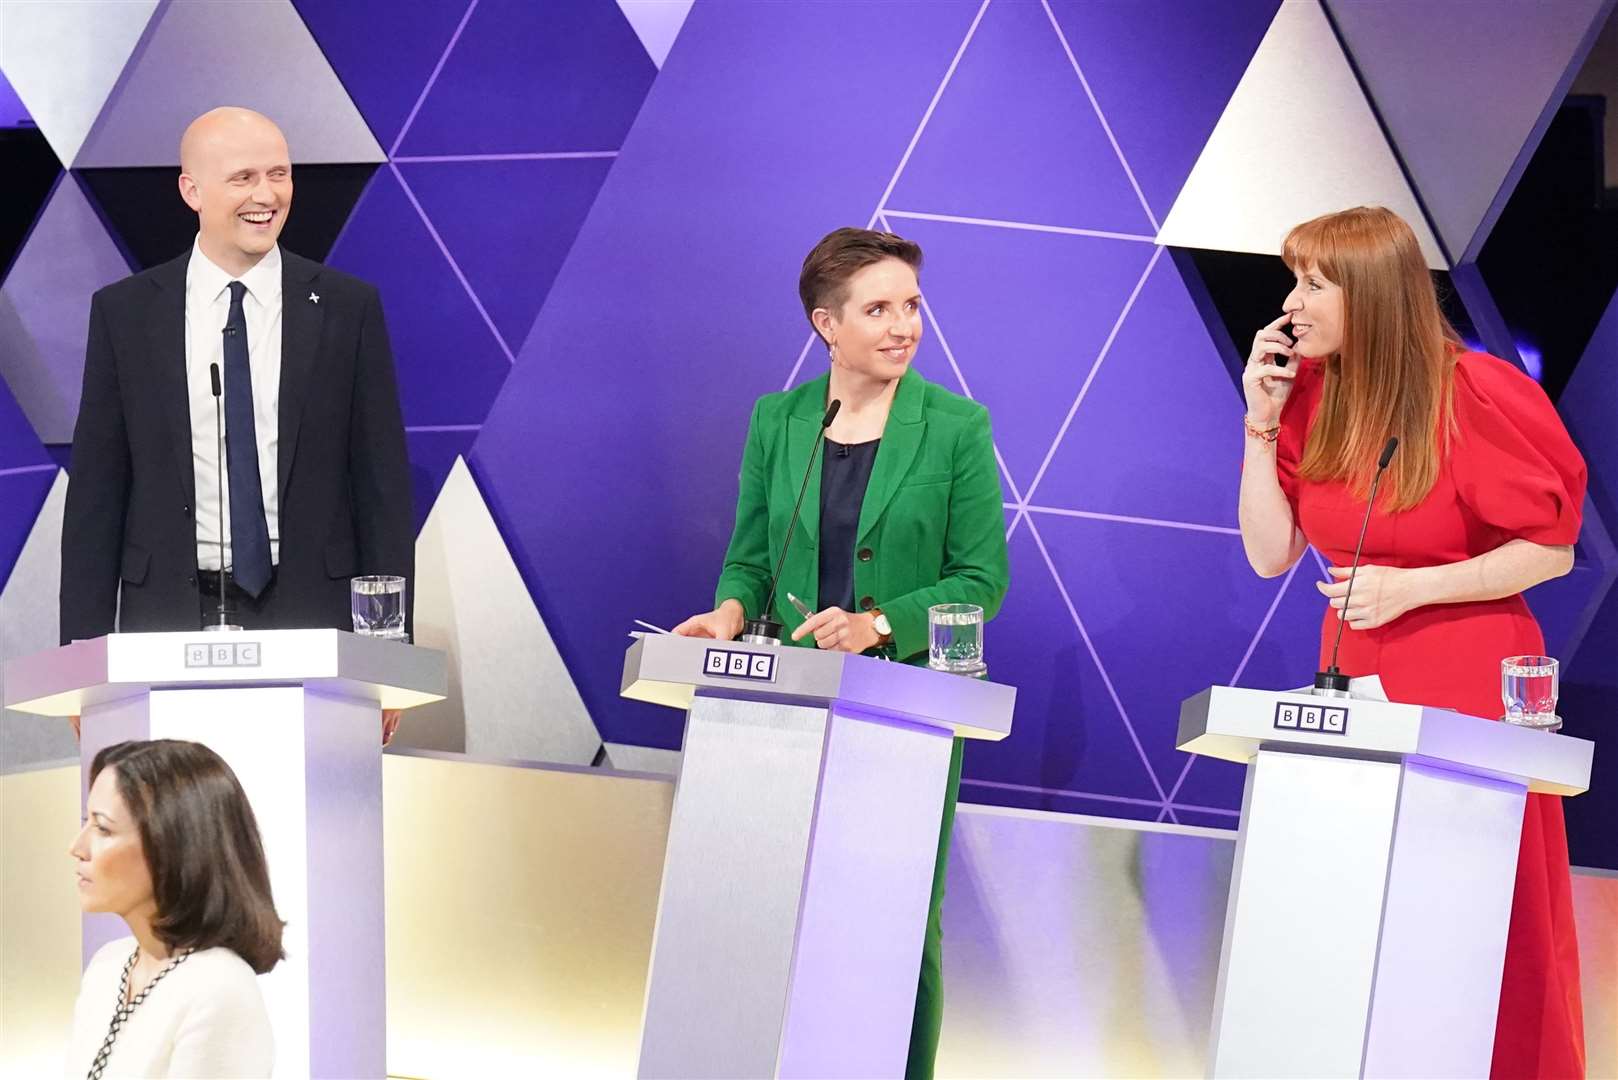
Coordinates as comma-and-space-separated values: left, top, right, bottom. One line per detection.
65, 937, 274, 1078
184, 237, 282, 572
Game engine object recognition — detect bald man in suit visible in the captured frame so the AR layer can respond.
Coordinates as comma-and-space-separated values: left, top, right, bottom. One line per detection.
62, 107, 412, 738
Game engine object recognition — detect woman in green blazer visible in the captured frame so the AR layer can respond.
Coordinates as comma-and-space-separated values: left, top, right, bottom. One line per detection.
674, 227, 1009, 1079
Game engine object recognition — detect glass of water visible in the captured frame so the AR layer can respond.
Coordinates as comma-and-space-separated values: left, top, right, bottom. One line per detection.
1501, 654, 1559, 731
351, 575, 407, 641
929, 603, 986, 677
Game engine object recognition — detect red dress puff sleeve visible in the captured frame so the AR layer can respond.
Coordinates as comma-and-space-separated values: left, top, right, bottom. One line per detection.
1449, 351, 1586, 546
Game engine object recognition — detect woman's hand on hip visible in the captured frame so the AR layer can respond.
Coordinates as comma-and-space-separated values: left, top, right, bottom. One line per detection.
1243, 313, 1298, 426
791, 606, 881, 653
1316, 564, 1430, 631
672, 598, 745, 640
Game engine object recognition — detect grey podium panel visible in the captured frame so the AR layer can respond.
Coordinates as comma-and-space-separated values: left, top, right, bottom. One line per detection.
776, 706, 952, 1078
1182, 686, 1587, 1079
638, 695, 829, 1078
627, 636, 1015, 1079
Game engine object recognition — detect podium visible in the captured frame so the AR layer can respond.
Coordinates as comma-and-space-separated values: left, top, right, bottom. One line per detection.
3, 630, 445, 1080
1179, 685, 1593, 1079
621, 634, 1014, 1079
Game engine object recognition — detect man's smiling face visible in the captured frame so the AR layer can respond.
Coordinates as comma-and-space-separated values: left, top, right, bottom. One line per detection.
178, 108, 293, 276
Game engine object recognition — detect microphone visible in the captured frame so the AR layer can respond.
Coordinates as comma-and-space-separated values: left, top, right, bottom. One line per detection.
1313, 436, 1399, 695
203, 361, 238, 631
741, 399, 841, 645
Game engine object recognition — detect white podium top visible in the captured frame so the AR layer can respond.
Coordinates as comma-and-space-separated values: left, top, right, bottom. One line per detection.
4, 630, 447, 716
621, 633, 1015, 741
1179, 685, 1593, 796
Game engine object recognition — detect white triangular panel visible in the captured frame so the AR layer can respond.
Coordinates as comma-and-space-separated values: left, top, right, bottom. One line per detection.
1157, 0, 1447, 270
407, 457, 599, 764
73, 0, 383, 167
0, 470, 74, 772
0, 179, 131, 443
0, 0, 159, 166
616, 0, 695, 69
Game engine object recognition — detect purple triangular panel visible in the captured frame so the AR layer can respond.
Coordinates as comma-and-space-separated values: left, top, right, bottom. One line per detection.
0, 374, 54, 593
397, 0, 655, 156
0, 469, 53, 597
886, 0, 1154, 234
0, 176, 133, 443
893, 216, 1156, 495
0, 63, 33, 125
1561, 287, 1618, 531
469, 0, 985, 747
292, 0, 471, 152
324, 167, 512, 427
1173, 557, 1329, 812
1327, 0, 1614, 261
963, 525, 1166, 806
0, 368, 50, 470
406, 431, 477, 535
1527, 560, 1614, 662
1047, 0, 1279, 223
1035, 512, 1281, 801
1033, 251, 1239, 525
398, 157, 614, 354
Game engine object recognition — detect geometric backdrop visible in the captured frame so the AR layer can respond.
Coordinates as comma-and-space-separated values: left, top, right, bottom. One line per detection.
2, 0, 1614, 866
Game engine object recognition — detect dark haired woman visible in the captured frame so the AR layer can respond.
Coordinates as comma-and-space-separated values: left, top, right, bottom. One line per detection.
66, 740, 282, 1078
1239, 206, 1586, 1077
674, 226, 1009, 1078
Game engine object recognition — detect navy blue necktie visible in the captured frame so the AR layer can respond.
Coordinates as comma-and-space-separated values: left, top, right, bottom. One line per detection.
223, 281, 272, 597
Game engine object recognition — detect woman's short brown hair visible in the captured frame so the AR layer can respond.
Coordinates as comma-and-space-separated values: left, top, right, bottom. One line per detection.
90, 740, 285, 974
798, 227, 923, 335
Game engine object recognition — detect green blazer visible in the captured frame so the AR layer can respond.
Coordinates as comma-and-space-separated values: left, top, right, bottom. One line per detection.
713, 368, 1009, 663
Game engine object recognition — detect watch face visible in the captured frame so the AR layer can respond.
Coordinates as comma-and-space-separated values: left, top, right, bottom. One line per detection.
873, 613, 892, 635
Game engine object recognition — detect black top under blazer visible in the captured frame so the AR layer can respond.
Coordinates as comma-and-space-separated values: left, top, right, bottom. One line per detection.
60, 248, 414, 643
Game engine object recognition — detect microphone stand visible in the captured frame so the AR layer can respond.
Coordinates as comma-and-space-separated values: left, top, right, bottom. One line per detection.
1313, 437, 1399, 696
741, 399, 841, 645
204, 359, 241, 631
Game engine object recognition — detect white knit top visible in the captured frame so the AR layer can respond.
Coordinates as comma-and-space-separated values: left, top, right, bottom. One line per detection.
64, 937, 274, 1078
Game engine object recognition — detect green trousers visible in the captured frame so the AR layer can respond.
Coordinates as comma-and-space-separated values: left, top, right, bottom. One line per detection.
904, 736, 965, 1080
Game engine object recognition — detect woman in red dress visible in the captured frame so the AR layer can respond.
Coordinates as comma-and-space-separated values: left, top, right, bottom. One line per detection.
1237, 206, 1587, 1078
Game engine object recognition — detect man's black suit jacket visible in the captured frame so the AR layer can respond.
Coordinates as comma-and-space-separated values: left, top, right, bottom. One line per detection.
60, 249, 414, 643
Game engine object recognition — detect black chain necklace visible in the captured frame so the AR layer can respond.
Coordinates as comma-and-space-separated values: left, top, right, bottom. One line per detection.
87, 945, 193, 1080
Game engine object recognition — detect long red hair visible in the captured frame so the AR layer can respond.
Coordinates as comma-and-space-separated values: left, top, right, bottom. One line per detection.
1283, 206, 1459, 511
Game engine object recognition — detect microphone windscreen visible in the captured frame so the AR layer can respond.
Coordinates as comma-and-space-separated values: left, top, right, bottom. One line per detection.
209, 362, 222, 397
1378, 436, 1399, 469
822, 399, 841, 428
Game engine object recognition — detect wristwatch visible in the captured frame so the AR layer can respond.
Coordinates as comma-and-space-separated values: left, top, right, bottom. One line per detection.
870, 607, 893, 645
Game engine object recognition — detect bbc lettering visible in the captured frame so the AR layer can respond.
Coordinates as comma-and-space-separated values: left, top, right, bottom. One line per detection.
703, 648, 776, 683
183, 641, 261, 668
1274, 701, 1349, 736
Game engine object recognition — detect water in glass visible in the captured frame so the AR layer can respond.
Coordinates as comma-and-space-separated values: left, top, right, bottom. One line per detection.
929, 603, 985, 676
352, 575, 407, 641
1501, 654, 1558, 730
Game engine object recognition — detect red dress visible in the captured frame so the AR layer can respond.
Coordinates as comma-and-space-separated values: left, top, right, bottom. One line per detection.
1275, 351, 1588, 1079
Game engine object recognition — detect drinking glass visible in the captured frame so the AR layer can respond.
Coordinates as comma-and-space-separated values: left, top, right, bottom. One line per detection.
1501, 654, 1559, 731
351, 575, 407, 641
929, 603, 985, 676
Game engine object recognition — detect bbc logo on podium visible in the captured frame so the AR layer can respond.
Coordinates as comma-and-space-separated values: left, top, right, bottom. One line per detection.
183, 641, 261, 668
703, 648, 776, 683
1274, 701, 1349, 736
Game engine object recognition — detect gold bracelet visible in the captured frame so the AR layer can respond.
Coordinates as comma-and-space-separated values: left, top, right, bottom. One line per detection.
1243, 415, 1280, 443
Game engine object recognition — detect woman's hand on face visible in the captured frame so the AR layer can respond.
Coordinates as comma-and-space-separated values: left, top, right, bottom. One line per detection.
790, 606, 881, 653
672, 600, 745, 641
1243, 313, 1299, 426
1316, 564, 1429, 631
